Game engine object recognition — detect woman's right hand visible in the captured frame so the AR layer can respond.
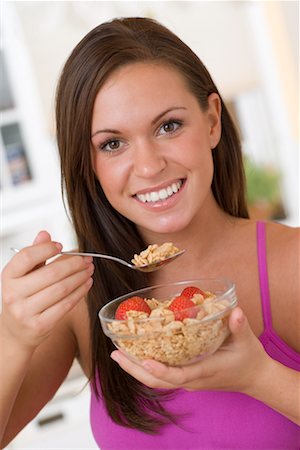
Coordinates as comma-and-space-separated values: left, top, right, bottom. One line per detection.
1, 230, 94, 352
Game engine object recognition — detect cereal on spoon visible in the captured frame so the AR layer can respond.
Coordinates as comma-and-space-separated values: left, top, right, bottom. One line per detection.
131, 242, 180, 266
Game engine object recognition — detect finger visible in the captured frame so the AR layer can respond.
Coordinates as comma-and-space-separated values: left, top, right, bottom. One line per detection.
32, 231, 52, 270
110, 351, 175, 389
229, 307, 252, 342
6, 241, 63, 278
143, 309, 252, 387
140, 358, 207, 387
32, 277, 94, 332
13, 254, 93, 298
33, 230, 52, 245
26, 265, 94, 315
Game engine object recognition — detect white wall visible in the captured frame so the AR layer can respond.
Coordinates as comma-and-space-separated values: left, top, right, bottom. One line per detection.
13, 1, 261, 134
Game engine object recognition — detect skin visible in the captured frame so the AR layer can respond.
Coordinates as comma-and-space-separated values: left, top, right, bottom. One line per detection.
1, 62, 299, 446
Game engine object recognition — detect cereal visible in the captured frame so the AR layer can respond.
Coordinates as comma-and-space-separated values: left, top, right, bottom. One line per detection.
131, 242, 179, 266
107, 292, 231, 366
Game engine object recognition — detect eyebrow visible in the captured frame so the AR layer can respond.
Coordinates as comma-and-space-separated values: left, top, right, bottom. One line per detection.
91, 106, 187, 138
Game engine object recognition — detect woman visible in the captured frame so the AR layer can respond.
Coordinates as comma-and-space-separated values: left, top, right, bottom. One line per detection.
1, 17, 299, 449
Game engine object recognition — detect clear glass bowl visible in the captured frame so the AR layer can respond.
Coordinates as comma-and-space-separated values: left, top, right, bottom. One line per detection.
99, 278, 237, 366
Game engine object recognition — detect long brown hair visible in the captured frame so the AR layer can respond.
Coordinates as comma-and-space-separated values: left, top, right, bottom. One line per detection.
56, 17, 249, 433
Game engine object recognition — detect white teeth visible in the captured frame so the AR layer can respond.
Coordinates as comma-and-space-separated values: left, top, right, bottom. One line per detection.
150, 191, 159, 202
158, 188, 168, 200
139, 194, 146, 202
171, 183, 178, 193
136, 180, 183, 203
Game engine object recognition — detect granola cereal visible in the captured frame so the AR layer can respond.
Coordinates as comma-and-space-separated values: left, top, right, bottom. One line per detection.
131, 242, 179, 266
107, 290, 232, 366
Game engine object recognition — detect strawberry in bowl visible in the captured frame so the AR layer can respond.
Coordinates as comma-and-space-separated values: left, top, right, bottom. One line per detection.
168, 295, 198, 321
115, 296, 151, 320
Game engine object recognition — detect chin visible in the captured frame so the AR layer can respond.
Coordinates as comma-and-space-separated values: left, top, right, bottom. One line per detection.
138, 216, 190, 236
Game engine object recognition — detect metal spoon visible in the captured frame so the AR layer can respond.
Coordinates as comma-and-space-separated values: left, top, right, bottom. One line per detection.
11, 248, 186, 273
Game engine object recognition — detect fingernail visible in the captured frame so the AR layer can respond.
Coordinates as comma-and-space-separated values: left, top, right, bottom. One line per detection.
84, 256, 93, 264
111, 351, 119, 362
86, 278, 93, 288
87, 264, 95, 274
54, 242, 63, 251
236, 310, 244, 324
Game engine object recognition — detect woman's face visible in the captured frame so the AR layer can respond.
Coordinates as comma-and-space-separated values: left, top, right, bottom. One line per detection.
91, 62, 221, 235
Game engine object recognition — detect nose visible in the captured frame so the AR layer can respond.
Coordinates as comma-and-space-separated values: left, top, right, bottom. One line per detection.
133, 139, 167, 178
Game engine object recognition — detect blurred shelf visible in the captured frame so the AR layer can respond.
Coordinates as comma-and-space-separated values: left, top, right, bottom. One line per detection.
5, 372, 98, 449
0, 3, 63, 239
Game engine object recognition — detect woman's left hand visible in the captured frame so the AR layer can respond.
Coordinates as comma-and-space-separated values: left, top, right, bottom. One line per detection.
110, 307, 269, 394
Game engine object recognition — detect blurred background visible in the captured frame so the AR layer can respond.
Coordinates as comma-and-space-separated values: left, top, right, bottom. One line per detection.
1, 1, 299, 448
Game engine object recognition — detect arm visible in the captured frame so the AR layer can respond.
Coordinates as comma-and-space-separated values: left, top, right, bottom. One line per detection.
244, 355, 300, 425
0, 231, 94, 446
0, 318, 77, 446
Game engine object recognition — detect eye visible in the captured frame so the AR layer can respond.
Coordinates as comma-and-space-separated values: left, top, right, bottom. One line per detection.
158, 119, 182, 136
99, 139, 123, 153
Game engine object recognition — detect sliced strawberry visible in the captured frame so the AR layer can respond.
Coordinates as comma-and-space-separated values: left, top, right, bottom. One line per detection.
115, 296, 151, 320
168, 295, 197, 321
181, 286, 207, 300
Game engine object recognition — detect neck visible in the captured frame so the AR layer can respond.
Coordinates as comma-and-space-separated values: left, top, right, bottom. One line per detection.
138, 195, 243, 282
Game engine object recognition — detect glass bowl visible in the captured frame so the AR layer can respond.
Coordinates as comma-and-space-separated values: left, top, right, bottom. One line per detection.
99, 278, 237, 366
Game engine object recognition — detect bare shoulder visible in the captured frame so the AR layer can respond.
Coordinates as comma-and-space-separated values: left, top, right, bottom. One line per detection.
266, 220, 299, 242
265, 221, 300, 352
266, 221, 299, 283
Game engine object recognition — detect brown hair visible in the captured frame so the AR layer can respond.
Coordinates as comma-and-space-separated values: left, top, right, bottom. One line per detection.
56, 17, 249, 433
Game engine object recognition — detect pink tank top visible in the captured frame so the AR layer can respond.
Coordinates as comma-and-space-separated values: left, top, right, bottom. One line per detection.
90, 221, 300, 449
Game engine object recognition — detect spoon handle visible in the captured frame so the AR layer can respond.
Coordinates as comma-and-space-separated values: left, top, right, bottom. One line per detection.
61, 251, 133, 268
11, 247, 133, 268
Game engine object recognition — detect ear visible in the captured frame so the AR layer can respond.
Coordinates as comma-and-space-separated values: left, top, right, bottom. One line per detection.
206, 93, 222, 149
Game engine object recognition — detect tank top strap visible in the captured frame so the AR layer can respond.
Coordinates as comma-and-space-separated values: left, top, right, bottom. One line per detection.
256, 221, 273, 329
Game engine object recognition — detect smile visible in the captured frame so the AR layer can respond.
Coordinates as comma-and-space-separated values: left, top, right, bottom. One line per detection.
135, 179, 184, 203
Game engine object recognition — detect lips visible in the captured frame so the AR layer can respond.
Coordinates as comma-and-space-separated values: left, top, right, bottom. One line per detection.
134, 179, 185, 204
